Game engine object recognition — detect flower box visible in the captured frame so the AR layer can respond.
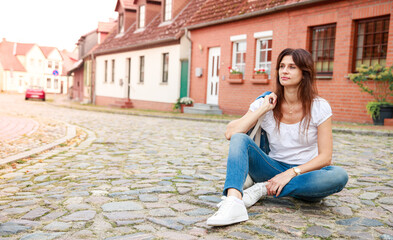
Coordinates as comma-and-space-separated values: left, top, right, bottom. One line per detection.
250, 74, 269, 84
228, 73, 244, 84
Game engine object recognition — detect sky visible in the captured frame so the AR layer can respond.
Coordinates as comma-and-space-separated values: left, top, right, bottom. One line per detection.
0, 0, 118, 51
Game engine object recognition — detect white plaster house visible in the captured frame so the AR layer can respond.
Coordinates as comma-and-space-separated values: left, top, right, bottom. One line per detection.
0, 38, 71, 94
93, 0, 205, 110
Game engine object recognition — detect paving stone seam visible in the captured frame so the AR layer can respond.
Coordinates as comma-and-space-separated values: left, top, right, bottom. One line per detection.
0, 122, 77, 166
50, 103, 393, 137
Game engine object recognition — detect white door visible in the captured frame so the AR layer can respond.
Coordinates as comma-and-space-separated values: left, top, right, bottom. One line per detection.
206, 47, 220, 105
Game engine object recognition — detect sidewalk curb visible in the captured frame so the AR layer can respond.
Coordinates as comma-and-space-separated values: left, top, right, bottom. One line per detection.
0, 123, 77, 166
50, 103, 393, 137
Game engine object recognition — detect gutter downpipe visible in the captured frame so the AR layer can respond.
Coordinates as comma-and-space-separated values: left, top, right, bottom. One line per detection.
91, 52, 95, 104
185, 28, 192, 97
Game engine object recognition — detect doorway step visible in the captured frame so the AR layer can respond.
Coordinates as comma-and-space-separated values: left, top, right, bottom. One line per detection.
183, 103, 222, 115
110, 99, 133, 108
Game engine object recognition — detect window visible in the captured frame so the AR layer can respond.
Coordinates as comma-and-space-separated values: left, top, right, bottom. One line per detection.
54, 79, 58, 89
118, 13, 124, 33
354, 16, 389, 70
139, 56, 145, 83
255, 38, 272, 76
164, 0, 172, 21
47, 78, 51, 88
48, 61, 52, 68
232, 41, 247, 74
104, 60, 108, 83
111, 59, 115, 83
139, 5, 145, 28
162, 53, 169, 83
55, 61, 59, 69
310, 24, 336, 75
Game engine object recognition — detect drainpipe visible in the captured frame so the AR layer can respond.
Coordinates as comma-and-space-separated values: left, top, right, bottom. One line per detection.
91, 52, 95, 104
184, 28, 192, 97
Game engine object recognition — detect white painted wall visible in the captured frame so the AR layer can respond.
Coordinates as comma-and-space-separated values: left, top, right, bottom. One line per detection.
44, 49, 65, 93
96, 44, 182, 103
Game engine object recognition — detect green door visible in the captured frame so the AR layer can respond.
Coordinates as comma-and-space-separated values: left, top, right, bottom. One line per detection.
180, 60, 189, 98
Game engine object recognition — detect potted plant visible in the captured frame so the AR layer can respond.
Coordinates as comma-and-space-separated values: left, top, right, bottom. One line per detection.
349, 64, 393, 125
173, 97, 194, 113
228, 66, 243, 83
251, 68, 269, 84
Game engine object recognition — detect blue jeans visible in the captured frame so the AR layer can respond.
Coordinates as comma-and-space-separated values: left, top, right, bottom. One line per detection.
223, 133, 348, 201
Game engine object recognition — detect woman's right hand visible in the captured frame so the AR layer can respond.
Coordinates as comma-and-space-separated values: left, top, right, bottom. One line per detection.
260, 92, 277, 112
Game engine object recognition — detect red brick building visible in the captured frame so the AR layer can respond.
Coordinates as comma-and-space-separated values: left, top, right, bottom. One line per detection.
185, 0, 393, 123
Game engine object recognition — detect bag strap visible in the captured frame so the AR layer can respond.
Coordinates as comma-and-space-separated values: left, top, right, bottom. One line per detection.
249, 116, 264, 146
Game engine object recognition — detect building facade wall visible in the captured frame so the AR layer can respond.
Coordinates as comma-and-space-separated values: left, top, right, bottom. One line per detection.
189, 0, 393, 123
95, 44, 182, 107
72, 67, 84, 101
44, 50, 65, 94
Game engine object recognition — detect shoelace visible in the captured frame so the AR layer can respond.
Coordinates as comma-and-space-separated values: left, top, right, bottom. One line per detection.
216, 196, 227, 208
213, 197, 234, 216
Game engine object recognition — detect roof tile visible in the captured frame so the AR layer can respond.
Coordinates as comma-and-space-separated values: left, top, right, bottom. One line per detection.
186, 0, 309, 27
95, 0, 206, 54
0, 40, 26, 71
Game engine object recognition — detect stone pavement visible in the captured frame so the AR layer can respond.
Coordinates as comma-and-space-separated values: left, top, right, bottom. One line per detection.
0, 116, 38, 142
0, 93, 392, 240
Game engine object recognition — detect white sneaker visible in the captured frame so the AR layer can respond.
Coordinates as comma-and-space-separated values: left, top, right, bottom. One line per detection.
206, 196, 248, 226
243, 174, 254, 190
242, 182, 268, 208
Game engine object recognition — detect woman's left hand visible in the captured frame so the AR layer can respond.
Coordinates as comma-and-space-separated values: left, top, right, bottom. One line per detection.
266, 170, 295, 197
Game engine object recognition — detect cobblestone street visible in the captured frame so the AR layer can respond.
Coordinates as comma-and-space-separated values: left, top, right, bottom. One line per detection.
0, 94, 392, 240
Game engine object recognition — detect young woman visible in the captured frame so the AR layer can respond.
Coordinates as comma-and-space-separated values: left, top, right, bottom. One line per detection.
207, 48, 348, 226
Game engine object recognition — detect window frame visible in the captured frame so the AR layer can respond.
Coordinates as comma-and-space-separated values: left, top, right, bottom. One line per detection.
111, 59, 115, 83
104, 60, 108, 83
255, 37, 273, 77
54, 78, 59, 89
232, 40, 247, 74
162, 53, 169, 83
118, 13, 124, 33
309, 23, 336, 76
353, 16, 390, 71
139, 5, 146, 28
139, 56, 145, 83
164, 0, 172, 22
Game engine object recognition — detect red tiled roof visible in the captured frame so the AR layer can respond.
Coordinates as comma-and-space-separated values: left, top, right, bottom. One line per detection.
95, 0, 206, 55
0, 40, 26, 72
186, 0, 314, 28
98, 21, 117, 33
14, 42, 34, 55
116, 0, 137, 11
60, 50, 78, 76
40, 46, 56, 58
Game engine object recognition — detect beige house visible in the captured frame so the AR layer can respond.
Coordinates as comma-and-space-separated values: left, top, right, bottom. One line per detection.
0, 38, 72, 94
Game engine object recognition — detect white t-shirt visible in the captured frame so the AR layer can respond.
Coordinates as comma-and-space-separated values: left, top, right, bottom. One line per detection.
249, 97, 332, 165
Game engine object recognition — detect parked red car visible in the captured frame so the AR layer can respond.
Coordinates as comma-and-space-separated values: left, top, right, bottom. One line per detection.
25, 86, 45, 101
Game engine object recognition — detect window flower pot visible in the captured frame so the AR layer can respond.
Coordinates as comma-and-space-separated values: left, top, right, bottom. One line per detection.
250, 74, 269, 84
371, 103, 393, 125
228, 74, 244, 84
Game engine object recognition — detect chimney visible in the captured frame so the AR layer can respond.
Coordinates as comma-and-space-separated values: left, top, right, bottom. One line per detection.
2, 38, 6, 42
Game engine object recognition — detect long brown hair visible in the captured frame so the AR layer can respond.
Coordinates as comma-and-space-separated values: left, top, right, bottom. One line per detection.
273, 48, 318, 131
